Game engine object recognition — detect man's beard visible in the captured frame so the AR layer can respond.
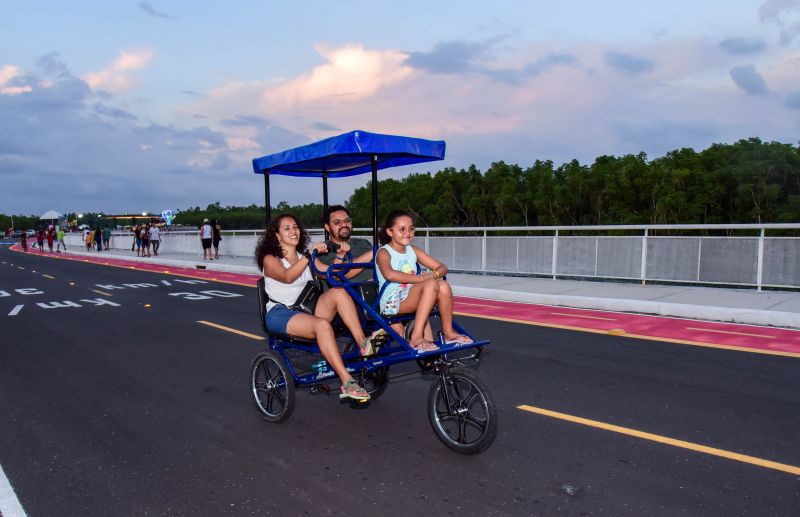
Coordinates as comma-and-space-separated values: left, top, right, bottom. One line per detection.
335, 227, 351, 241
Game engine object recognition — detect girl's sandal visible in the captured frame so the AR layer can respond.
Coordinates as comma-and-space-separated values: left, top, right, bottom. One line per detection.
410, 338, 439, 352
340, 379, 370, 401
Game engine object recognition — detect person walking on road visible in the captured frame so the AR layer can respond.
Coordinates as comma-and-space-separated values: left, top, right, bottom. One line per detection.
212, 219, 222, 259
200, 218, 213, 260
56, 227, 67, 252
20, 231, 28, 252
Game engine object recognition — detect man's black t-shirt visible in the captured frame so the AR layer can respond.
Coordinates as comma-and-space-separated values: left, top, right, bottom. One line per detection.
317, 237, 374, 283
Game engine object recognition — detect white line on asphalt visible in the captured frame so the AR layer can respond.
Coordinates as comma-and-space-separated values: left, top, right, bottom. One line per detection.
0, 462, 27, 517
7, 305, 23, 316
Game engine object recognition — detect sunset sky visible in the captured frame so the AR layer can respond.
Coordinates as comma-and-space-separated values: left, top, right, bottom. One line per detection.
1, 1, 799, 215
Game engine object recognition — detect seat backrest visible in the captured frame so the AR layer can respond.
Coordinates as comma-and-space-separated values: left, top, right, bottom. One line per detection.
256, 276, 268, 334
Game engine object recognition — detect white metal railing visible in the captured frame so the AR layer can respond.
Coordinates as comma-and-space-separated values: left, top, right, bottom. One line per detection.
74, 224, 800, 290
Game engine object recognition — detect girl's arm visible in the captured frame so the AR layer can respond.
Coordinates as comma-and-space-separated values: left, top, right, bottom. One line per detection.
412, 245, 448, 280
263, 254, 310, 284
376, 248, 426, 284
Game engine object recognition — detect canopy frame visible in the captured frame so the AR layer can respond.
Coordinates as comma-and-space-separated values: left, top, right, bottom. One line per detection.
253, 130, 445, 244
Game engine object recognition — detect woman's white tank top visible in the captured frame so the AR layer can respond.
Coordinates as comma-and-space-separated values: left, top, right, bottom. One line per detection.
264, 252, 313, 312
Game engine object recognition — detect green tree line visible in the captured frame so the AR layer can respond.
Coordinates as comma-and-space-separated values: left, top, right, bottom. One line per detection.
4, 138, 798, 232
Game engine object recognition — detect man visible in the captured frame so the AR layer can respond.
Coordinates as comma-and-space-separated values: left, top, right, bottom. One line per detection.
102, 227, 111, 251
149, 223, 160, 256
314, 205, 374, 283
56, 226, 67, 252
199, 218, 213, 260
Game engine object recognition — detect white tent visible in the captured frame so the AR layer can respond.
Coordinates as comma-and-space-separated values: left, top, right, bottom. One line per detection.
39, 210, 63, 220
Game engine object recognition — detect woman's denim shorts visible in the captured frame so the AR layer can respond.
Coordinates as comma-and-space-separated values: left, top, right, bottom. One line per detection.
265, 304, 303, 334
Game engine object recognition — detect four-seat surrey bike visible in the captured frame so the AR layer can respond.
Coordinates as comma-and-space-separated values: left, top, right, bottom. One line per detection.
248, 130, 497, 454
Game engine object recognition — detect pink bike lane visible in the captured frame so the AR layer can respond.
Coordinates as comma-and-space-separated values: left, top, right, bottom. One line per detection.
10, 242, 800, 358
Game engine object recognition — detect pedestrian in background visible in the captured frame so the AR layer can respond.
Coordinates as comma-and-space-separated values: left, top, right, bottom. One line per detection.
131, 224, 138, 253
199, 218, 213, 260
102, 227, 111, 251
36, 228, 45, 251
94, 227, 102, 252
56, 226, 67, 252
20, 231, 28, 252
85, 228, 94, 251
46, 226, 54, 252
212, 219, 222, 259
140, 224, 150, 257
149, 223, 161, 256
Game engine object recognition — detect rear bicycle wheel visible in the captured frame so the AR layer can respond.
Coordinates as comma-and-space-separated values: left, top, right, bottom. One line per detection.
250, 351, 295, 423
428, 368, 497, 454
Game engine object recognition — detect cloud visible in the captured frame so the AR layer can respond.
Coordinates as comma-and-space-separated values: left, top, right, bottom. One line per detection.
0, 65, 32, 95
93, 102, 138, 120
604, 51, 656, 75
759, 0, 800, 45
0, 56, 261, 214
718, 37, 767, 55
729, 64, 769, 95
405, 38, 577, 85
83, 49, 154, 93
311, 121, 340, 131
405, 40, 494, 74
138, 1, 176, 19
262, 44, 413, 107
785, 90, 800, 109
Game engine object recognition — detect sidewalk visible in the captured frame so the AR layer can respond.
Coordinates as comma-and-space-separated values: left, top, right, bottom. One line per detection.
59, 247, 800, 329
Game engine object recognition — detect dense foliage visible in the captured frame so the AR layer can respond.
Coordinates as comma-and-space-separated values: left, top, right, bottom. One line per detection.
3, 138, 798, 231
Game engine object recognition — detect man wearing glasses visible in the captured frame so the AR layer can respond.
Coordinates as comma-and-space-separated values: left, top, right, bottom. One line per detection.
315, 205, 374, 283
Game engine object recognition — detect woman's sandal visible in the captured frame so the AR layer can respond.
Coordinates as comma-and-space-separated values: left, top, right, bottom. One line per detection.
340, 379, 370, 401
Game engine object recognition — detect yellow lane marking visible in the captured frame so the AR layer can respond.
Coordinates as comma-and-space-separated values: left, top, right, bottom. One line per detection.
42, 274, 55, 279
197, 320, 265, 341
550, 311, 617, 321
453, 311, 800, 359
90, 289, 113, 297
685, 327, 775, 339
517, 404, 800, 476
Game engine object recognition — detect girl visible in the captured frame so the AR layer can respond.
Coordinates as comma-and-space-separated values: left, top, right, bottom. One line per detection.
376, 210, 473, 351
256, 214, 377, 401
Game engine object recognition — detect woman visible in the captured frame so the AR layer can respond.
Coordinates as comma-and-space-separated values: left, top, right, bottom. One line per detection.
376, 210, 473, 351
140, 224, 150, 257
256, 214, 373, 401
212, 219, 222, 259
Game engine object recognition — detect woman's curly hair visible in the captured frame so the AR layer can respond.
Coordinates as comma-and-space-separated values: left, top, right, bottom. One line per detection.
255, 214, 310, 271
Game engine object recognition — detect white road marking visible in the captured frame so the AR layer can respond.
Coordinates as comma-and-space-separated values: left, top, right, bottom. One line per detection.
8, 305, 23, 316
0, 462, 27, 517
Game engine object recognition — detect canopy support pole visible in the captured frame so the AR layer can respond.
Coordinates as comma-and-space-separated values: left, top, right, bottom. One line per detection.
264, 171, 271, 227
322, 173, 329, 239
371, 155, 378, 246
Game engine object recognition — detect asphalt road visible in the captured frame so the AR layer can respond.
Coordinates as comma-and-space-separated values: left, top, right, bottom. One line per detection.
1, 244, 798, 516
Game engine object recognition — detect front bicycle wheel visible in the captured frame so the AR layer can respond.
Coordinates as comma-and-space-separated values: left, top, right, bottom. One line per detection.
250, 351, 295, 423
427, 368, 497, 454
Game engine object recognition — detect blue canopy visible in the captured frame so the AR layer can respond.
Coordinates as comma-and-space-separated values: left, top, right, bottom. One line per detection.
252, 130, 446, 178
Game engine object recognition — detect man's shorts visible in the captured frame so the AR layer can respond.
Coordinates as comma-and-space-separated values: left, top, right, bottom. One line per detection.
265, 304, 303, 334
201, 238, 212, 249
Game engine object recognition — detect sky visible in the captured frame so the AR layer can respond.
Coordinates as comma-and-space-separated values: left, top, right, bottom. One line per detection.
1, 0, 799, 217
